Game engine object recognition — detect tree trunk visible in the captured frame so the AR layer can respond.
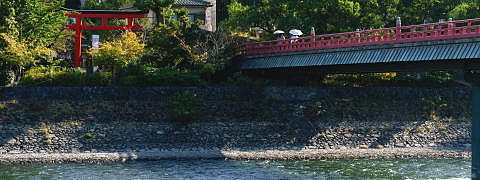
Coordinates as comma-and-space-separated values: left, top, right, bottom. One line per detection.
155, 9, 165, 26
112, 65, 118, 85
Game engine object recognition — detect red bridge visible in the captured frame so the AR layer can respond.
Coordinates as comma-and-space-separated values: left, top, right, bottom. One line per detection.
242, 18, 480, 56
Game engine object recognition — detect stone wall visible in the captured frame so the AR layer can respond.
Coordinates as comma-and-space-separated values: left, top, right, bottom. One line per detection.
0, 86, 470, 102
0, 87, 263, 101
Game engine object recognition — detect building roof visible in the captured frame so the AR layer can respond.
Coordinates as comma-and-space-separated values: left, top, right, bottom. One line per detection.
174, 0, 213, 7
61, 7, 145, 14
120, 0, 213, 10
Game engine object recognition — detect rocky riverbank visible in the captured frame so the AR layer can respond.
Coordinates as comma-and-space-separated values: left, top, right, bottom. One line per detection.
0, 120, 471, 154
0, 87, 472, 164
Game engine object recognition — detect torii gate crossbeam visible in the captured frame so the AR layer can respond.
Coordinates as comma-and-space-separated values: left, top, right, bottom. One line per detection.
65, 11, 146, 67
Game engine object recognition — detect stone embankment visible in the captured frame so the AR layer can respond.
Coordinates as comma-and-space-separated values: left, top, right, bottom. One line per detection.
0, 87, 472, 164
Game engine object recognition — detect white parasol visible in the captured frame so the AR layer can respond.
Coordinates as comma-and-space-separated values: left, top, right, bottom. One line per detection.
273, 30, 285, 34
289, 29, 303, 36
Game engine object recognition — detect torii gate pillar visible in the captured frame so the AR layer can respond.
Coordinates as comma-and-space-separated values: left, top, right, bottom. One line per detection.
74, 17, 83, 67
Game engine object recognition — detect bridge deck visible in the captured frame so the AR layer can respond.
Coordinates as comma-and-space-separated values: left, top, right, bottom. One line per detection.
242, 38, 480, 72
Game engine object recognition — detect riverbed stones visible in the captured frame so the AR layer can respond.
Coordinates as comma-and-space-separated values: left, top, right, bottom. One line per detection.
0, 120, 469, 155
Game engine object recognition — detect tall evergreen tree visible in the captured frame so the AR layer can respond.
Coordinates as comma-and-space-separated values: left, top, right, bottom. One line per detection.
135, 0, 175, 25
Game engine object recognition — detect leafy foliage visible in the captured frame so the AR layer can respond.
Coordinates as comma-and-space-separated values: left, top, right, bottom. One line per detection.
20, 66, 111, 87
0, 34, 37, 69
222, 0, 362, 35
90, 32, 145, 74
83, 133, 96, 139
221, 72, 272, 87
142, 8, 241, 78
115, 64, 204, 86
319, 72, 456, 87
168, 91, 201, 124
448, 1, 480, 19
80, 0, 139, 42
0, 0, 66, 45
20, 64, 203, 87
0, 0, 67, 85
135, 0, 175, 25
222, 0, 480, 38
141, 8, 201, 70
82, 0, 136, 9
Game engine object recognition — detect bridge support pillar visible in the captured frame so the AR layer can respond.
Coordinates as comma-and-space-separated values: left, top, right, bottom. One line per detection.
473, 82, 480, 179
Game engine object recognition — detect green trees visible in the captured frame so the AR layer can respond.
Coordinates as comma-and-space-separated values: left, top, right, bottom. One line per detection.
222, 0, 362, 35
141, 8, 240, 78
135, 0, 175, 25
449, 1, 480, 19
0, 0, 66, 46
141, 9, 200, 70
82, 0, 135, 10
0, 0, 67, 85
357, 0, 399, 29
90, 31, 145, 75
222, 0, 480, 37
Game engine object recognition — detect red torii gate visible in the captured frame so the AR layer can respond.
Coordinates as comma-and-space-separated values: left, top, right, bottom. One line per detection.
65, 10, 146, 67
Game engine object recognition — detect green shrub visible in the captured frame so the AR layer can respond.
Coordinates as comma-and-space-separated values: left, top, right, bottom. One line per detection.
144, 67, 203, 86
116, 64, 204, 86
83, 133, 96, 139
20, 66, 110, 87
379, 125, 395, 131
323, 71, 457, 87
0, 103, 6, 110
61, 121, 82, 127
0, 70, 15, 86
221, 72, 272, 87
90, 31, 145, 74
168, 91, 201, 124
116, 75, 141, 86
19, 65, 204, 87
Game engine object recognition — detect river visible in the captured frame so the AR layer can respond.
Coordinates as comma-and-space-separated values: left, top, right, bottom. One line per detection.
0, 158, 470, 179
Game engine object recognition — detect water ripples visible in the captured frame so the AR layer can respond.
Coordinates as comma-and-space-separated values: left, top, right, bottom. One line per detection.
0, 158, 471, 179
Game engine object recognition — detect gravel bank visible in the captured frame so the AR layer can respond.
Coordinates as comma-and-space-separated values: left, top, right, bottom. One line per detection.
0, 121, 470, 154
0, 148, 470, 165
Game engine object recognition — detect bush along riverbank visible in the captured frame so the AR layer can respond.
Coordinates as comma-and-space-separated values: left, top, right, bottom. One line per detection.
0, 87, 472, 164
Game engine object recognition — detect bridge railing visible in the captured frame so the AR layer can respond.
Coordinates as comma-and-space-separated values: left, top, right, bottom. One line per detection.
242, 18, 480, 56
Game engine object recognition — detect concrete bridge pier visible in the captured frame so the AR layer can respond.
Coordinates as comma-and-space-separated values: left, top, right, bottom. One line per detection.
457, 71, 480, 179
473, 81, 480, 179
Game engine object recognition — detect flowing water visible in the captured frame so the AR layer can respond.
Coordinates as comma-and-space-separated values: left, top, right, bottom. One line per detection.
0, 158, 470, 179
